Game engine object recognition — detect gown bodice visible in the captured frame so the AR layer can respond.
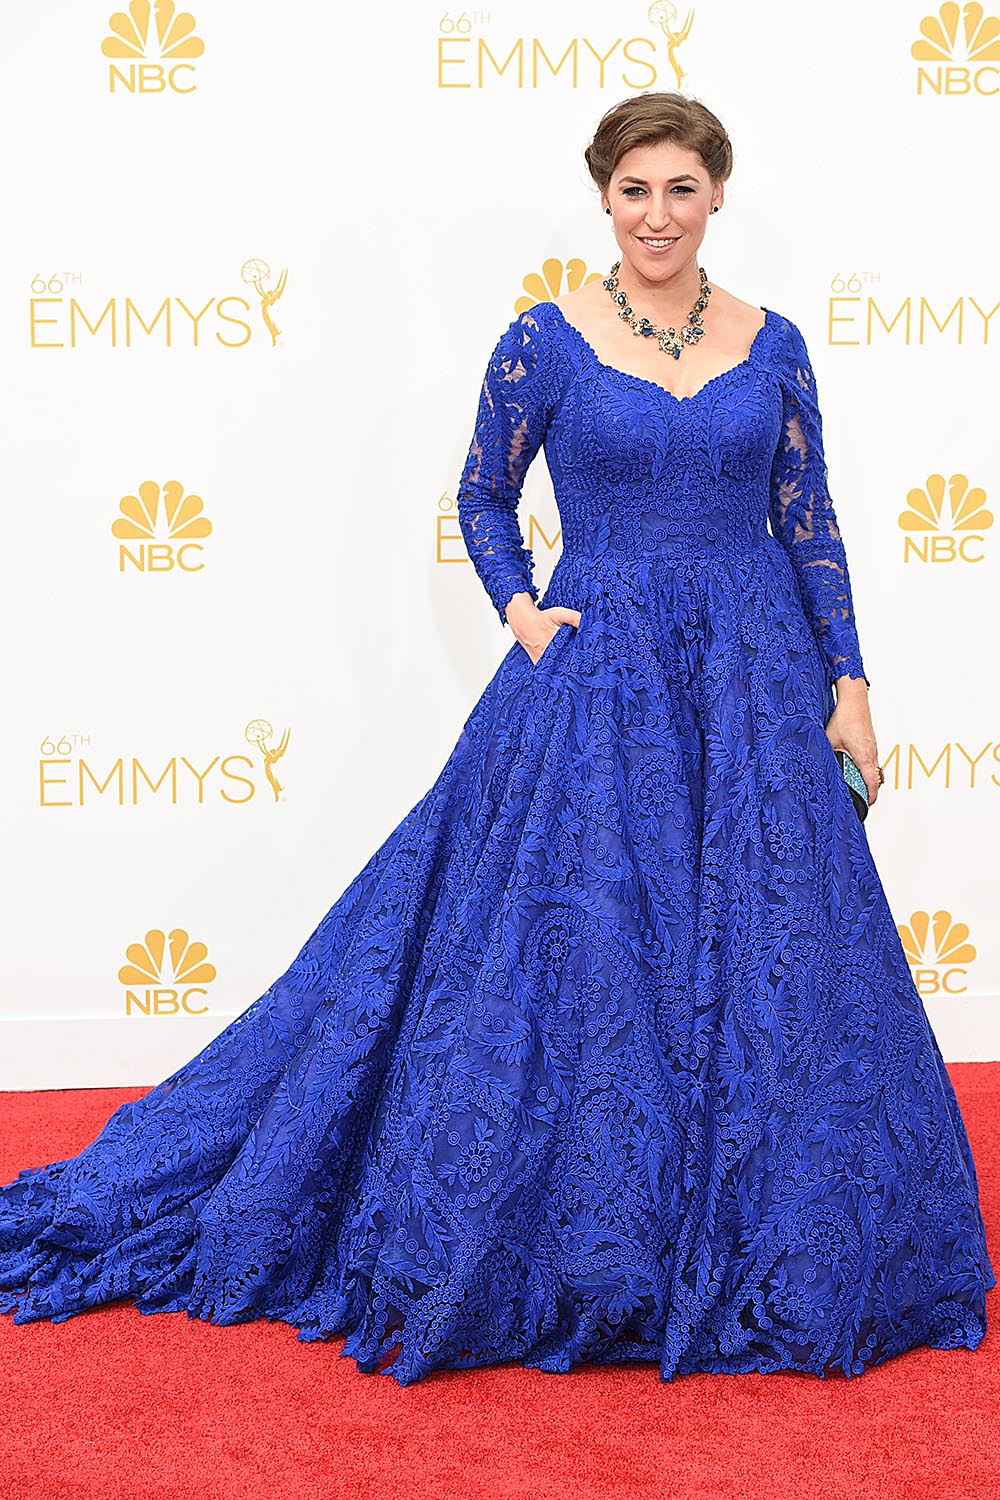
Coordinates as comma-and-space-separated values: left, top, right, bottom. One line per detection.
456, 298, 869, 694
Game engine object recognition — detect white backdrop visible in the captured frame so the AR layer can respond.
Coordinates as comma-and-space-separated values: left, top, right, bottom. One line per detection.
1, 0, 997, 1088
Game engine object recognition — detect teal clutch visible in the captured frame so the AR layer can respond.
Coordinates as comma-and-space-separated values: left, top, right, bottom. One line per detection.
834, 748, 869, 822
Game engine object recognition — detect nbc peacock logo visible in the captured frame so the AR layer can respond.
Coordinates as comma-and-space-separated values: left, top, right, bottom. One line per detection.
514, 257, 604, 315
112, 479, 212, 572
898, 472, 993, 563
899, 909, 977, 996
102, 1, 205, 93
911, 3, 1000, 94
119, 927, 216, 1016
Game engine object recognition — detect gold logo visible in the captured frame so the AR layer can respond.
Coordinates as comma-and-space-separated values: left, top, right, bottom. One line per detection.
103, 0, 205, 93
648, 2, 694, 89
242, 259, 288, 347
878, 740, 1000, 791
39, 717, 292, 806
118, 926, 216, 1015
514, 257, 604, 315
436, 5, 694, 90
911, 3, 1000, 94
898, 472, 993, 563
30, 260, 286, 348
898, 909, 977, 995
246, 718, 290, 802
112, 479, 212, 572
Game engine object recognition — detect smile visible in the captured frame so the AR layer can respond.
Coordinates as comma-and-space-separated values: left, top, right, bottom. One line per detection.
637, 236, 680, 252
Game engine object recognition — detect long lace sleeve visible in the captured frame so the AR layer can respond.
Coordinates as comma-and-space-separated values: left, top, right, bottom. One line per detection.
768, 318, 870, 688
457, 306, 559, 625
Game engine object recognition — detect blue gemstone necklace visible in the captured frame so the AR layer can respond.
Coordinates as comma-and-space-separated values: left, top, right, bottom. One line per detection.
602, 261, 711, 361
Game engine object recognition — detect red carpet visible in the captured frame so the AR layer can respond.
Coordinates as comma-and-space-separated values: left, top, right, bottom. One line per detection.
1, 1067, 997, 1500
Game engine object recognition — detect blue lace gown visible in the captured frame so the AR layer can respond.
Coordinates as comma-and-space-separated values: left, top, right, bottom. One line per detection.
1, 301, 993, 1386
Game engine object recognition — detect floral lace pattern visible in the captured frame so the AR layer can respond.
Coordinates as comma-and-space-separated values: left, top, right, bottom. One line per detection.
0, 302, 992, 1385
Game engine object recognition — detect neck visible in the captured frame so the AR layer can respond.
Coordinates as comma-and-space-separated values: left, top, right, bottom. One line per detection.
615, 254, 706, 323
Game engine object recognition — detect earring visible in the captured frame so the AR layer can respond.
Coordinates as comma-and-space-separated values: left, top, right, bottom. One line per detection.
605, 207, 611, 214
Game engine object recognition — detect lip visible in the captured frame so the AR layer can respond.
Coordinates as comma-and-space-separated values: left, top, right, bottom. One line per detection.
636, 235, 680, 254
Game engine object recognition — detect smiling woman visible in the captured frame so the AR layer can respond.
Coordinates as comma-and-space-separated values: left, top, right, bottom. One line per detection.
0, 88, 992, 1392
557, 94, 765, 397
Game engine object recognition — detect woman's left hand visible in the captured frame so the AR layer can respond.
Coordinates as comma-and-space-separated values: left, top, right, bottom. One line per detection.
825, 680, 881, 807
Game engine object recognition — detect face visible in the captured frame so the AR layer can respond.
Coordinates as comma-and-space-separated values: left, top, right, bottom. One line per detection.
600, 138, 721, 291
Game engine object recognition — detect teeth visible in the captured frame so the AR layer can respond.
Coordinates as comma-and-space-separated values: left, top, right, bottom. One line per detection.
641, 238, 677, 246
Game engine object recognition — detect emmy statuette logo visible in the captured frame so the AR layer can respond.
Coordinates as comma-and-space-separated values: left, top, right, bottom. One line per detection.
648, 2, 694, 89
242, 259, 288, 347
246, 719, 291, 803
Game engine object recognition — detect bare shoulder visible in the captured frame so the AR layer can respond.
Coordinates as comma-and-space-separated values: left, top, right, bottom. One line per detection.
552, 280, 605, 315
707, 283, 768, 338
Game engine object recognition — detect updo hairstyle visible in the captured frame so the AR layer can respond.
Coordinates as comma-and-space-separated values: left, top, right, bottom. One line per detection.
584, 91, 734, 195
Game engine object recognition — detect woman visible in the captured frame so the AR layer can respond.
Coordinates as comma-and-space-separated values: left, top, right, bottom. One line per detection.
0, 92, 993, 1385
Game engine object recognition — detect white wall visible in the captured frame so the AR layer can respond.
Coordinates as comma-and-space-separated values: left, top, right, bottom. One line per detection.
1, 1, 996, 1085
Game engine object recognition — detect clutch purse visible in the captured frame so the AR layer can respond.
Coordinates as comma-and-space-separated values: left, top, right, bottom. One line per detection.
833, 748, 869, 822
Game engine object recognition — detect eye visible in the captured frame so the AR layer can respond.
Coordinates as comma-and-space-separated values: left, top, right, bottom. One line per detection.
621, 185, 696, 197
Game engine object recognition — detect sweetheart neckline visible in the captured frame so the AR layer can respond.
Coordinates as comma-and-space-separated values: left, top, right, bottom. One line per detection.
543, 300, 774, 406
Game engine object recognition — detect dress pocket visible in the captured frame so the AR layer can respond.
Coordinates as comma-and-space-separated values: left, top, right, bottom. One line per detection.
531, 623, 566, 669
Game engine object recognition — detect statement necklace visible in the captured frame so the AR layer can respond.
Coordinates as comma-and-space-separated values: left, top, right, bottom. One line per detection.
602, 260, 711, 360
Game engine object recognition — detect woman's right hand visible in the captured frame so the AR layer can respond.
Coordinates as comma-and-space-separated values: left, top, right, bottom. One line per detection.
504, 594, 583, 666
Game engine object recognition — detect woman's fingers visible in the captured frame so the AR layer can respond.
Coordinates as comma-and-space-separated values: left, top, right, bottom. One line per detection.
830, 739, 880, 807
529, 623, 564, 666
546, 606, 582, 629
523, 605, 582, 664
862, 753, 881, 806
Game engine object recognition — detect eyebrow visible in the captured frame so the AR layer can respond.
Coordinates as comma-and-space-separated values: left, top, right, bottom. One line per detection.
617, 174, 699, 185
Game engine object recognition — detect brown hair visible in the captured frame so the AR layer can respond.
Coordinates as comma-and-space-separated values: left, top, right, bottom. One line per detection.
584, 91, 733, 194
